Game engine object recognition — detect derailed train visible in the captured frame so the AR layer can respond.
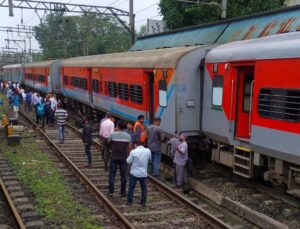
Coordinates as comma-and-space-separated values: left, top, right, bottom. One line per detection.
2, 32, 300, 195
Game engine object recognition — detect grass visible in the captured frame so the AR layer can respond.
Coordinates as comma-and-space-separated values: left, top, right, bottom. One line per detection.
0, 93, 102, 229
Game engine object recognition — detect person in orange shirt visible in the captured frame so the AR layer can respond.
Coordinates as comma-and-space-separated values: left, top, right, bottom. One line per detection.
133, 115, 147, 144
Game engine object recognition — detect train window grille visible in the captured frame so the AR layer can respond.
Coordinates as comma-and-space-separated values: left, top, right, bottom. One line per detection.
92, 79, 99, 93
212, 75, 224, 107
104, 82, 109, 95
63, 75, 68, 85
258, 88, 300, 122
118, 83, 129, 101
38, 75, 45, 82
108, 82, 117, 97
130, 85, 143, 104
82, 78, 87, 90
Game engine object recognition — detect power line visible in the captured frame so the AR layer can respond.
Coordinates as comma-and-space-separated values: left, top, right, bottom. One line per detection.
135, 15, 160, 24
115, 0, 128, 8
135, 3, 157, 14
109, 0, 120, 6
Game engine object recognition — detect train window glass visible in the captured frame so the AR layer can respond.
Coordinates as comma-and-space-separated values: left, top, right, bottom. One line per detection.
212, 75, 224, 107
108, 82, 117, 97
130, 85, 143, 104
159, 80, 167, 107
243, 74, 254, 112
92, 79, 99, 93
258, 88, 300, 123
63, 75, 68, 85
104, 82, 109, 95
118, 83, 129, 101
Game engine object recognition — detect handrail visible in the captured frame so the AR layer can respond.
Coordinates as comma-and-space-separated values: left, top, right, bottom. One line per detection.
249, 80, 254, 136
229, 79, 234, 132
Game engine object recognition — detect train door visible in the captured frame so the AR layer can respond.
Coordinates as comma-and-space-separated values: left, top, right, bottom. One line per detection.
148, 72, 155, 124
235, 67, 254, 139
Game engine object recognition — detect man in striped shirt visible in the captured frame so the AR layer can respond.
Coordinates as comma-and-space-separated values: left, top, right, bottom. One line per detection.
54, 102, 68, 144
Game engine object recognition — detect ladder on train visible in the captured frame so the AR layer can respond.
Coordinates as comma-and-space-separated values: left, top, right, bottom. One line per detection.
233, 146, 253, 178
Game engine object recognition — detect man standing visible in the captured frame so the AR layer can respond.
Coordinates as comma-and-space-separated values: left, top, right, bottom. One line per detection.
168, 132, 181, 182
173, 133, 188, 188
81, 116, 93, 167
147, 117, 164, 177
133, 115, 147, 145
54, 102, 68, 144
99, 113, 114, 171
127, 139, 151, 206
108, 120, 131, 197
25, 91, 32, 112
11, 91, 20, 119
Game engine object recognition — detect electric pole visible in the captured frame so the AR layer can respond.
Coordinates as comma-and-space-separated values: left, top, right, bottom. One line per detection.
221, 0, 227, 19
129, 0, 135, 44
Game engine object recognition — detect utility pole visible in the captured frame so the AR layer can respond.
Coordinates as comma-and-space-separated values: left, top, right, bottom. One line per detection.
129, 0, 135, 44
8, 0, 13, 16
221, 0, 227, 19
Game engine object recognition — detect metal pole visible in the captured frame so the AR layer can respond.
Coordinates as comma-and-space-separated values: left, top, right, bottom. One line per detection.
221, 0, 227, 18
8, 0, 13, 16
129, 0, 135, 45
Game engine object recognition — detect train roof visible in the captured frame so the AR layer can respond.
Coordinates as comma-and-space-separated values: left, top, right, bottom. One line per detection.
62, 45, 203, 68
206, 32, 300, 63
23, 60, 60, 68
2, 64, 23, 69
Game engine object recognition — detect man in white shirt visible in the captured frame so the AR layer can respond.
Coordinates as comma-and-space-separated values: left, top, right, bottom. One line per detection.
127, 139, 151, 206
99, 113, 114, 171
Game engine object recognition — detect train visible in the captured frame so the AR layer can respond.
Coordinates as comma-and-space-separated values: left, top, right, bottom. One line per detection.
1, 31, 300, 196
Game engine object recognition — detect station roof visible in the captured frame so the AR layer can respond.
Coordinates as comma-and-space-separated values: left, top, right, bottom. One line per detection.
62, 45, 202, 69
131, 5, 300, 51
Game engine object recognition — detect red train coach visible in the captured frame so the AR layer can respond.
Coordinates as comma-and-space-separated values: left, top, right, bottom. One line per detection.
204, 32, 300, 195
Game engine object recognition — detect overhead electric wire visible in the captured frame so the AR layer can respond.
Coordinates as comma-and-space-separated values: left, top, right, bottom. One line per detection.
135, 3, 157, 14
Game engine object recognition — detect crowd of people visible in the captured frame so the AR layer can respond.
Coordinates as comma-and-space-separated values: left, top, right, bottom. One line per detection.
1, 80, 189, 207
81, 112, 189, 207
1, 80, 68, 144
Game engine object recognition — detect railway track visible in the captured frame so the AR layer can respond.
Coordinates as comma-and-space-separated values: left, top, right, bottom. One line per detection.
0, 155, 42, 229
19, 108, 242, 228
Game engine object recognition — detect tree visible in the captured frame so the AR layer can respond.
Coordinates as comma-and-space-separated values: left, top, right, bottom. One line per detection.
159, 0, 285, 30
34, 13, 131, 59
137, 24, 147, 37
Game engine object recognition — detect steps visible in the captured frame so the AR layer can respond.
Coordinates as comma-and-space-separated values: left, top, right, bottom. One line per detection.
233, 146, 253, 178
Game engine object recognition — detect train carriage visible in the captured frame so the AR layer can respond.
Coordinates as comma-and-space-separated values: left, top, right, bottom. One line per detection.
1, 64, 23, 83
23, 60, 61, 94
204, 32, 300, 194
61, 46, 211, 142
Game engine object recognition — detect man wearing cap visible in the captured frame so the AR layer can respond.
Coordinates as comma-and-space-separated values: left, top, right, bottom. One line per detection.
173, 133, 188, 187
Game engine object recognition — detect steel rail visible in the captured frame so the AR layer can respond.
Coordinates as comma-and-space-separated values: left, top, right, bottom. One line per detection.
67, 123, 232, 229
0, 178, 26, 229
19, 109, 134, 229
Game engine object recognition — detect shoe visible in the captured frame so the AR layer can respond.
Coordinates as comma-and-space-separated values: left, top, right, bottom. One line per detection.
139, 202, 146, 207
121, 193, 126, 198
108, 192, 113, 197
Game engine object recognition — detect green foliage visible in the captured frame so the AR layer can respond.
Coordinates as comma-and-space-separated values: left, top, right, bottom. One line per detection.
159, 0, 285, 30
34, 13, 131, 59
0, 119, 102, 228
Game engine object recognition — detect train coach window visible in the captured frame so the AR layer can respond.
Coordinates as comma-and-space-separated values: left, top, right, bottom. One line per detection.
118, 83, 129, 101
38, 75, 45, 82
108, 82, 117, 97
82, 78, 87, 90
63, 75, 68, 85
130, 85, 143, 105
212, 75, 224, 107
92, 79, 99, 93
258, 88, 300, 123
159, 80, 167, 107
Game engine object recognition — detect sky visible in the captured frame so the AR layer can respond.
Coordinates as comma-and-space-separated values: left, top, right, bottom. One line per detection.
0, 0, 162, 53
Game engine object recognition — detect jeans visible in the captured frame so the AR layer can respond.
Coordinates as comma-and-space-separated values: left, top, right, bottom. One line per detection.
59, 125, 65, 142
101, 137, 110, 171
127, 174, 147, 204
36, 115, 45, 128
150, 151, 161, 176
26, 102, 31, 112
109, 159, 127, 195
85, 144, 92, 165
13, 106, 19, 119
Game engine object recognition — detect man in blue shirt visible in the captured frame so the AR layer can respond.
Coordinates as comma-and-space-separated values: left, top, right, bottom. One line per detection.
127, 139, 151, 206
11, 91, 20, 119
